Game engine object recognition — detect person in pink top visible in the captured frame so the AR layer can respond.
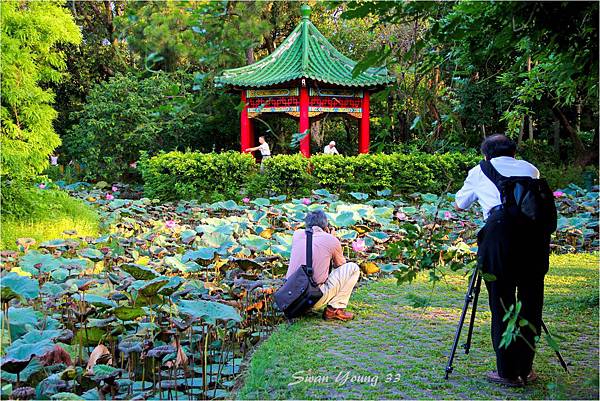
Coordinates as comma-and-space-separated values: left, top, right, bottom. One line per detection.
286, 210, 360, 321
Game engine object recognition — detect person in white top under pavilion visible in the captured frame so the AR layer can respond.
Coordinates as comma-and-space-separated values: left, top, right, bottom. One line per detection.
323, 141, 339, 155
245, 136, 271, 171
455, 134, 550, 387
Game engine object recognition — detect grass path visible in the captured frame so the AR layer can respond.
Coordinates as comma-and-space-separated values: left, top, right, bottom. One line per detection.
236, 253, 599, 400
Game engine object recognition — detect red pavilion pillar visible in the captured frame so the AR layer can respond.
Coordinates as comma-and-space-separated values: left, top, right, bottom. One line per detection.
358, 91, 370, 154
299, 84, 310, 157
241, 90, 252, 153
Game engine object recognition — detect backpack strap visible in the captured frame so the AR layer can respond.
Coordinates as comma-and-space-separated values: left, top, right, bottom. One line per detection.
305, 227, 314, 279
479, 159, 505, 191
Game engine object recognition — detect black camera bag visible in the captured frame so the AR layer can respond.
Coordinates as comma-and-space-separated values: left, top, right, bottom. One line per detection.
274, 227, 323, 319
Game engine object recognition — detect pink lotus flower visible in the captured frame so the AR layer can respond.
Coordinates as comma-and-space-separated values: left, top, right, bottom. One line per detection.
38, 183, 46, 189
352, 238, 367, 252
301, 197, 311, 205
444, 211, 453, 219
129, 162, 137, 169
242, 197, 250, 204
165, 220, 176, 229
112, 185, 118, 192
553, 191, 564, 198
396, 211, 407, 221
105, 193, 114, 201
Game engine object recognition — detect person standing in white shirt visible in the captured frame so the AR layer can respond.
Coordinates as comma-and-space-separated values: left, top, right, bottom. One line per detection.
455, 134, 549, 387
245, 136, 271, 172
323, 141, 339, 155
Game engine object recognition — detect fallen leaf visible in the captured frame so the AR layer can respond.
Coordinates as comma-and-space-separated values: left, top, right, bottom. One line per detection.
86, 344, 112, 375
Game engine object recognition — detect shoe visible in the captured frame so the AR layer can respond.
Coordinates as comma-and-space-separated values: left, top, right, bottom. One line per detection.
486, 371, 523, 387
322, 306, 354, 321
521, 370, 538, 384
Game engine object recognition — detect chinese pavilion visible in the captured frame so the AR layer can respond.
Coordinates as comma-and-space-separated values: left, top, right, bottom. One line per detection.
215, 4, 394, 157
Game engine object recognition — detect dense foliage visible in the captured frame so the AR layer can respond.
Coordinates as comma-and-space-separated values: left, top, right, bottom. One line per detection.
343, 1, 598, 162
139, 151, 257, 202
0, 0, 81, 181
140, 151, 484, 201
63, 73, 235, 182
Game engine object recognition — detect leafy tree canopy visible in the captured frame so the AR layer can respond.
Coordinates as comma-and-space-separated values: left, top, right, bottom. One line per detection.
1, 0, 82, 181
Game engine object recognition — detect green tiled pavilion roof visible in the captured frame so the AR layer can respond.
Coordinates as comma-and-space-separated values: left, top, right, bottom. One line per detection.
215, 5, 395, 89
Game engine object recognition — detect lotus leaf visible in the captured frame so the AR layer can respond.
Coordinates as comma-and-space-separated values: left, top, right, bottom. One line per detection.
182, 248, 216, 262
50, 268, 70, 282
73, 327, 110, 347
376, 189, 392, 197
1, 358, 42, 383
112, 306, 146, 321
367, 231, 390, 243
35, 374, 68, 399
3, 339, 55, 367
330, 211, 358, 228
177, 300, 242, 325
19, 251, 60, 275
313, 189, 332, 197
336, 229, 358, 240
117, 340, 142, 355
248, 209, 267, 222
92, 364, 121, 382
72, 294, 116, 308
39, 239, 69, 249
1, 273, 39, 300
136, 277, 169, 297
158, 276, 184, 296
50, 392, 84, 400
349, 192, 369, 200
41, 283, 65, 297
379, 263, 401, 273
180, 229, 197, 244
251, 198, 270, 207
239, 234, 271, 252
1, 307, 42, 339
120, 264, 159, 280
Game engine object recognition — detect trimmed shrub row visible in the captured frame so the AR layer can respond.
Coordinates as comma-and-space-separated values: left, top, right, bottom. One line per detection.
139, 151, 482, 201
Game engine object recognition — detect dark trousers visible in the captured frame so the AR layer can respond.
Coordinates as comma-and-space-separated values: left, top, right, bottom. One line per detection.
478, 210, 549, 379
485, 276, 544, 378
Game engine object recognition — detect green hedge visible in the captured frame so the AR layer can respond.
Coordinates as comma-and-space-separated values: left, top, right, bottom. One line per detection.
140, 150, 484, 201
139, 151, 257, 201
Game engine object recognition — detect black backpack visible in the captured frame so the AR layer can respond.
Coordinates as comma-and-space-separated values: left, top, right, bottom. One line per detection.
480, 160, 557, 234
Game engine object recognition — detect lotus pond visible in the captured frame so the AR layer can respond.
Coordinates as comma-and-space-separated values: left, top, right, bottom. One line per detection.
1, 183, 597, 400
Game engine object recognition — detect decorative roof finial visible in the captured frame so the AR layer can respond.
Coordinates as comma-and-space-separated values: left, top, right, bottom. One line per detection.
300, 4, 311, 20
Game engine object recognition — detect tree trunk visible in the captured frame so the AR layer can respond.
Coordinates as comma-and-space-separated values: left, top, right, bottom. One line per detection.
552, 106, 591, 165
526, 56, 534, 140
518, 117, 525, 145
553, 116, 560, 154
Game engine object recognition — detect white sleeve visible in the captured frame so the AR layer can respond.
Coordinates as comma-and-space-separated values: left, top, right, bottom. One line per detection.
455, 167, 479, 210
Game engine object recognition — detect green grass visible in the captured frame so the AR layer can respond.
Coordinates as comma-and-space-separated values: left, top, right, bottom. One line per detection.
236, 253, 599, 400
1, 188, 100, 250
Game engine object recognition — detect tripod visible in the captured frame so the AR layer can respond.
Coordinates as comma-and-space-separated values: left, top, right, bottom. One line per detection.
444, 269, 569, 379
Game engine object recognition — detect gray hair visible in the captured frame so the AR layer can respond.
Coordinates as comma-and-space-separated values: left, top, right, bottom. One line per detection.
305, 210, 328, 230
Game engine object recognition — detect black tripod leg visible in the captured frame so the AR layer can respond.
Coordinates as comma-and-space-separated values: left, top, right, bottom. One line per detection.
445, 270, 478, 379
463, 274, 482, 355
541, 321, 569, 373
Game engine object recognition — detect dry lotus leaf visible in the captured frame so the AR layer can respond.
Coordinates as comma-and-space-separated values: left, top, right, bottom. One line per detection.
86, 344, 112, 375
165, 340, 188, 369
245, 300, 264, 312
40, 345, 73, 367
360, 261, 380, 275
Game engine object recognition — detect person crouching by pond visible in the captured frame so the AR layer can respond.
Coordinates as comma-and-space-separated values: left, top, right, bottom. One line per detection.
245, 136, 271, 172
286, 210, 360, 321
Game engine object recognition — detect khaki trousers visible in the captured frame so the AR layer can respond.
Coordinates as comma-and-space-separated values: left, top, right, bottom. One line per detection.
314, 262, 360, 309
